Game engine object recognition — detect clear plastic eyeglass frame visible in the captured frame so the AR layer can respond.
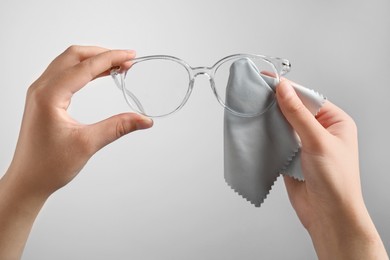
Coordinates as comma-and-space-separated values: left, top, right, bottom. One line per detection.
110, 54, 291, 118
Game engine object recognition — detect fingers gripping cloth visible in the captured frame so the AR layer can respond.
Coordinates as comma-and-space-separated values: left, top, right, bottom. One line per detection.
224, 58, 325, 207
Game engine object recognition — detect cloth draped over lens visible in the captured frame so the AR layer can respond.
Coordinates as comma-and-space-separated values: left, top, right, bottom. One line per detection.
224, 58, 325, 207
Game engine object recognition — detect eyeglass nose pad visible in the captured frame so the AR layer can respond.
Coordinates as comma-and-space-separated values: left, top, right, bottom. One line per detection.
111, 69, 146, 114
110, 67, 122, 90
273, 59, 291, 76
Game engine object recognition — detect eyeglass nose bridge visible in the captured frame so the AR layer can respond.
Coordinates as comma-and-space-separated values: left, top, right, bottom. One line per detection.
187, 66, 225, 110
190, 66, 214, 79
188, 66, 218, 95
189, 66, 218, 93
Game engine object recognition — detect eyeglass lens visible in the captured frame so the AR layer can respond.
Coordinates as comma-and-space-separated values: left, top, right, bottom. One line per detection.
121, 56, 277, 117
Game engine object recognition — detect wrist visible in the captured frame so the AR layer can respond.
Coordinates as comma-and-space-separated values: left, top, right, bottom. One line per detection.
308, 203, 388, 259
0, 168, 50, 260
5, 158, 57, 199
3, 164, 52, 201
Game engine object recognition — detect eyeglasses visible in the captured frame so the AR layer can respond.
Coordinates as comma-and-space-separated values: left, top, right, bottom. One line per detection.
110, 54, 291, 118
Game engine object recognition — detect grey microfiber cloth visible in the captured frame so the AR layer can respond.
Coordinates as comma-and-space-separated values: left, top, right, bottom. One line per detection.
224, 58, 325, 207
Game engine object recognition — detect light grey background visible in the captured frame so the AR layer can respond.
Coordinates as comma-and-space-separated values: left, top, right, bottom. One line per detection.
0, 0, 389, 259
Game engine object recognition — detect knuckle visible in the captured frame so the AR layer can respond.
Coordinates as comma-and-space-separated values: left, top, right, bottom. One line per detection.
65, 45, 81, 55
115, 119, 135, 138
116, 121, 127, 138
27, 83, 50, 108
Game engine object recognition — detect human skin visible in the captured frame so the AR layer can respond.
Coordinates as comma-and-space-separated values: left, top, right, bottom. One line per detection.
0, 46, 153, 260
0, 46, 388, 259
276, 80, 388, 259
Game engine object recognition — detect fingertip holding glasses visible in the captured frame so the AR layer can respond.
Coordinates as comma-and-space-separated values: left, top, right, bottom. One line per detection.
110, 54, 291, 118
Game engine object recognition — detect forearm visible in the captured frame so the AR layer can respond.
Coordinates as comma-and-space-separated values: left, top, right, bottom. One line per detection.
0, 168, 49, 260
308, 204, 388, 260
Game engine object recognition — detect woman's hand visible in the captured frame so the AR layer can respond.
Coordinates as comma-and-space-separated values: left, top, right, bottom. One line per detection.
0, 46, 153, 260
276, 80, 388, 259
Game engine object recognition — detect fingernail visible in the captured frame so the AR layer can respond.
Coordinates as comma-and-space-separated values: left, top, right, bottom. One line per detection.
136, 116, 153, 130
126, 50, 136, 56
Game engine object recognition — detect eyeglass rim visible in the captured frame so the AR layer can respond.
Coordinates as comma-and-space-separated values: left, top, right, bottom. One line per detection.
117, 54, 291, 76
110, 54, 291, 118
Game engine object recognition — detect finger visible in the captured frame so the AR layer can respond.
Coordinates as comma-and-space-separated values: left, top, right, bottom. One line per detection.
42, 46, 111, 78
85, 113, 153, 152
53, 45, 110, 68
260, 71, 276, 78
314, 100, 357, 140
92, 59, 135, 79
276, 80, 328, 150
59, 49, 136, 94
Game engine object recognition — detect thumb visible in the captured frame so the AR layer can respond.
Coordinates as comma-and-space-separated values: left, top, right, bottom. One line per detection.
86, 113, 153, 152
276, 80, 327, 150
